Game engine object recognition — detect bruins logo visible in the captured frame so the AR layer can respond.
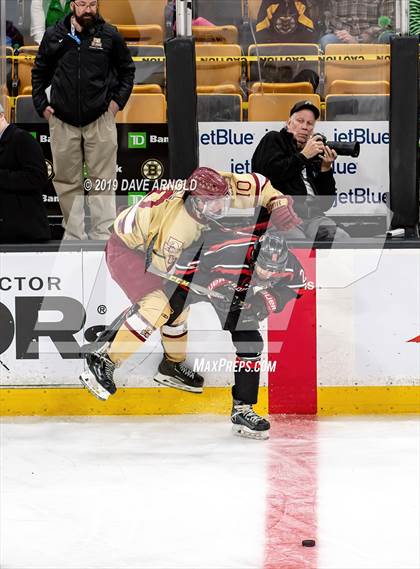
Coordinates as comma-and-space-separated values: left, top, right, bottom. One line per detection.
141, 159, 163, 180
45, 159, 55, 180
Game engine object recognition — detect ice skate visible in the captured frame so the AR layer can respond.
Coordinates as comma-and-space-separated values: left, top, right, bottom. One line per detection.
153, 357, 204, 393
79, 351, 117, 401
231, 399, 270, 440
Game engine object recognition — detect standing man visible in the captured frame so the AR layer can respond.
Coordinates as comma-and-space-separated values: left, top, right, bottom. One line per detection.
32, 0, 135, 240
252, 100, 350, 241
0, 102, 50, 243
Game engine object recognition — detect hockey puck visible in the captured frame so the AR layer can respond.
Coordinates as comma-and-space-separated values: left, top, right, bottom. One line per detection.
302, 539, 316, 547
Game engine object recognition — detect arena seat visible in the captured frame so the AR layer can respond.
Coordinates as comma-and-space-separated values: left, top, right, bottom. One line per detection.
328, 80, 390, 95
132, 84, 163, 94
325, 43, 390, 56
128, 45, 165, 91
195, 43, 243, 93
193, 25, 239, 44
115, 93, 167, 123
197, 94, 243, 121
116, 24, 163, 44
15, 95, 47, 123
3, 96, 12, 122
196, 84, 239, 94
248, 93, 321, 121
16, 46, 38, 96
247, 43, 320, 84
250, 81, 313, 94
100, 0, 167, 29
325, 95, 389, 121
324, 44, 390, 95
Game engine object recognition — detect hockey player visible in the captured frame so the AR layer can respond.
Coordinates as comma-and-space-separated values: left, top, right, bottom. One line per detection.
79, 167, 302, 401
155, 230, 306, 439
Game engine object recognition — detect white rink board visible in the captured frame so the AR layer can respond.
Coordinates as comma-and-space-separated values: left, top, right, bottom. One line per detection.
199, 121, 389, 216
1, 249, 418, 389
0, 251, 268, 388
317, 249, 420, 386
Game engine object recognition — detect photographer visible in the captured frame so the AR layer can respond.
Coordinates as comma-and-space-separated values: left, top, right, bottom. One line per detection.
252, 100, 350, 241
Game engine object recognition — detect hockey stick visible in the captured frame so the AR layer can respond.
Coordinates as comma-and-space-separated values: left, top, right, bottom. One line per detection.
146, 263, 226, 299
82, 303, 139, 350
82, 265, 228, 348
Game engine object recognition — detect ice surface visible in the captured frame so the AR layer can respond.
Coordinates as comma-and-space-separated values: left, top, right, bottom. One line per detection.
1, 415, 419, 569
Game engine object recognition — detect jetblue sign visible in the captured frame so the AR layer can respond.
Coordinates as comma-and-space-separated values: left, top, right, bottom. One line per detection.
199, 121, 390, 216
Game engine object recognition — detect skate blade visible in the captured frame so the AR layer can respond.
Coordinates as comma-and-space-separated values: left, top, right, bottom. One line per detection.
153, 373, 203, 393
232, 424, 269, 440
79, 371, 110, 401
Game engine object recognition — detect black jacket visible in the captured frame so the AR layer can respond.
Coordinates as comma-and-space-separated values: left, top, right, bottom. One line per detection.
256, 0, 319, 44
0, 124, 51, 243
251, 128, 337, 216
32, 14, 135, 127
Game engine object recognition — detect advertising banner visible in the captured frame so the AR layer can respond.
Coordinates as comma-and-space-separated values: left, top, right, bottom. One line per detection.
20, 120, 389, 218
0, 251, 266, 389
18, 123, 170, 216
1, 250, 418, 411
199, 121, 390, 217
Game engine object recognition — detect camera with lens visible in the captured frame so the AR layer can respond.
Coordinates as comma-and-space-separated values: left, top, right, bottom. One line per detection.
314, 134, 360, 158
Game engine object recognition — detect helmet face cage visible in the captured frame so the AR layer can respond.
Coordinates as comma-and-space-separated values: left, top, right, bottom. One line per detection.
254, 234, 289, 273
198, 194, 231, 220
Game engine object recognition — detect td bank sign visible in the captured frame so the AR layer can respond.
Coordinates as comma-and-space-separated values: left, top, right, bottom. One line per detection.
128, 132, 147, 149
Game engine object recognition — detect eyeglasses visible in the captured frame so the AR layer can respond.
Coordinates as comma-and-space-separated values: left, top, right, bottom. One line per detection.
73, 1, 98, 9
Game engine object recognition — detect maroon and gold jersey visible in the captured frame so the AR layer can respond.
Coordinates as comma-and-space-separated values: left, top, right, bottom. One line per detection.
113, 173, 286, 273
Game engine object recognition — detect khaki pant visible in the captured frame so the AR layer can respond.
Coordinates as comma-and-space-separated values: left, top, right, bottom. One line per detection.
49, 112, 117, 240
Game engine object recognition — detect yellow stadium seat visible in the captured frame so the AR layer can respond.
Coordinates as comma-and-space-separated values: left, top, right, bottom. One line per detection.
250, 81, 314, 94
132, 84, 163, 94
324, 44, 390, 95
3, 96, 12, 122
195, 43, 243, 93
16, 46, 38, 95
197, 84, 239, 94
193, 25, 239, 44
325, 43, 390, 56
328, 80, 390, 95
116, 24, 163, 44
115, 94, 166, 123
100, 0, 167, 28
248, 93, 321, 121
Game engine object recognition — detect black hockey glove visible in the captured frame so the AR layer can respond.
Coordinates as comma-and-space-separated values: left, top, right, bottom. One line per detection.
208, 278, 242, 314
252, 290, 282, 321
